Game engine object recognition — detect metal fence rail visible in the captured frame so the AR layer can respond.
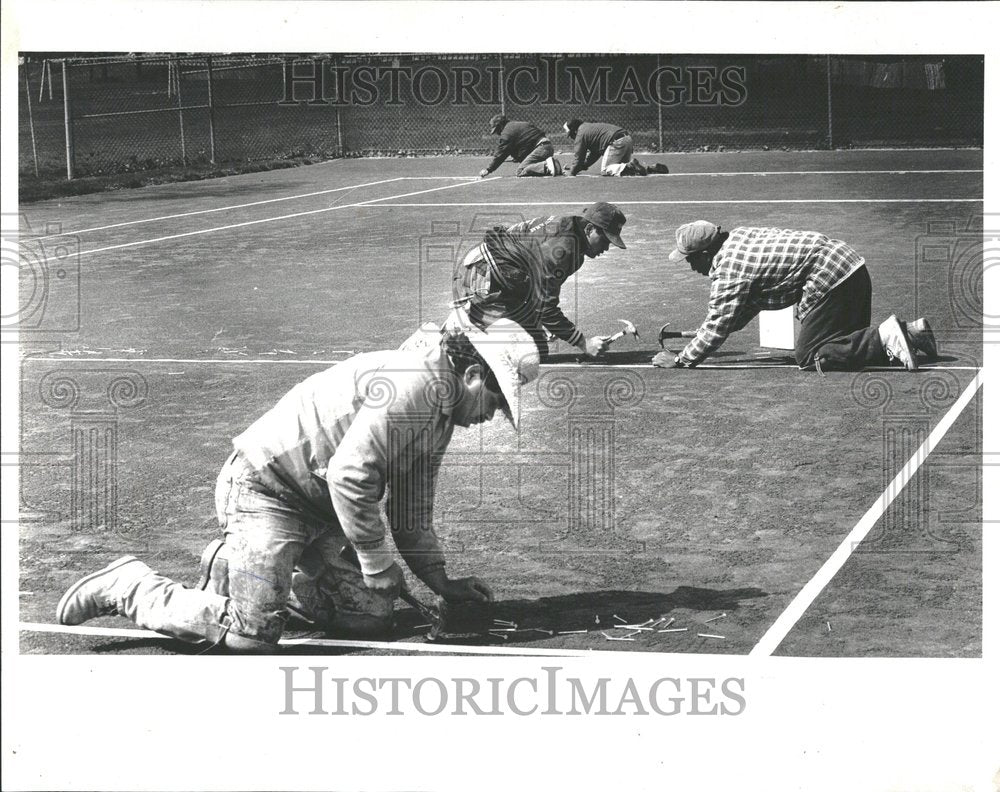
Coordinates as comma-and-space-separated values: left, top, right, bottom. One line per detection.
18, 53, 984, 182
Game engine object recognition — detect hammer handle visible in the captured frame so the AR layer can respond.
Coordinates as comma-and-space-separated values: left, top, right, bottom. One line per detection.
339, 544, 438, 623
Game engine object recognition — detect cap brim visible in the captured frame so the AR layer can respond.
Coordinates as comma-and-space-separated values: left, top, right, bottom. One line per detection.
603, 229, 626, 250
667, 247, 687, 263
498, 396, 518, 428
473, 340, 523, 429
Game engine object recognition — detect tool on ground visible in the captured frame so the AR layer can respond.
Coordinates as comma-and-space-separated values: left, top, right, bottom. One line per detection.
603, 319, 639, 345
658, 323, 697, 348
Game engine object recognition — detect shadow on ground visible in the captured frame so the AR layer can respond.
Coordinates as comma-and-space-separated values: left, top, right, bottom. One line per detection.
70, 586, 767, 654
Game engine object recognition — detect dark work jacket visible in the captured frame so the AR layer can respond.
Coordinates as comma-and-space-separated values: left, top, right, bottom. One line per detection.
570, 122, 626, 175
452, 216, 590, 348
505, 215, 590, 347
484, 121, 547, 173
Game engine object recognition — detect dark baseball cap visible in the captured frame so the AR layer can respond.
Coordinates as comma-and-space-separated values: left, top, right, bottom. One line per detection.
581, 202, 627, 249
488, 114, 507, 134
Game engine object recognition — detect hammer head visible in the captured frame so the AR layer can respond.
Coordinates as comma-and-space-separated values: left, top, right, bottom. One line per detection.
618, 319, 639, 339
427, 597, 496, 641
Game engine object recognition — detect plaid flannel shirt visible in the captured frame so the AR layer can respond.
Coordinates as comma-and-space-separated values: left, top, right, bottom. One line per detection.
679, 227, 865, 366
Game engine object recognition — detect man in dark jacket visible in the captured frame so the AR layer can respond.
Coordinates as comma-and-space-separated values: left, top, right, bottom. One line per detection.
447, 202, 628, 359
564, 118, 668, 177
479, 115, 563, 178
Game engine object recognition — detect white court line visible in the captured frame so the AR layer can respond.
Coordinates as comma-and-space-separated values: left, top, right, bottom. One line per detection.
73, 177, 496, 259
23, 356, 355, 365
18, 622, 594, 657
20, 357, 981, 372
748, 370, 983, 657
491, 169, 982, 177
33, 176, 408, 239
29, 171, 979, 240
543, 363, 982, 371
34, 176, 480, 240
364, 198, 981, 207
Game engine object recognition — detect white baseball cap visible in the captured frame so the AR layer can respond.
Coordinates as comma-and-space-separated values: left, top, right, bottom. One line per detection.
465, 318, 540, 428
667, 220, 723, 262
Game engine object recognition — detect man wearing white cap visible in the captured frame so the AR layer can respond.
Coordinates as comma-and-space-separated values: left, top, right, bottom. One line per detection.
56, 320, 541, 652
655, 221, 937, 372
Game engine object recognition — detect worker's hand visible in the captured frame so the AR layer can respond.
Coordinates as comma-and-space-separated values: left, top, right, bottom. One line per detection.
652, 351, 687, 369
362, 562, 404, 594
439, 576, 494, 603
584, 335, 610, 358
478, 168, 490, 179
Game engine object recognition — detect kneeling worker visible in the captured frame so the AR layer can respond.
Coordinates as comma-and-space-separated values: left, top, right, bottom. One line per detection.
57, 320, 540, 652
447, 202, 629, 359
656, 221, 937, 372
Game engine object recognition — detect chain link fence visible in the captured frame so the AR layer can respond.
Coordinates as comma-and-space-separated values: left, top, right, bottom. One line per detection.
19, 53, 983, 184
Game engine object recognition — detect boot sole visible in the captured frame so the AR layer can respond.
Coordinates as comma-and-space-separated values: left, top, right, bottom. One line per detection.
56, 555, 140, 625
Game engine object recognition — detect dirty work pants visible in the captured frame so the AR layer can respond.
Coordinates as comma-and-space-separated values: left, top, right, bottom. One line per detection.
601, 134, 634, 176
116, 453, 396, 648
795, 265, 888, 370
515, 139, 555, 177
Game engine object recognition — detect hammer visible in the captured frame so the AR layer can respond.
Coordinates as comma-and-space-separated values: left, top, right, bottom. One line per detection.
602, 319, 640, 346
657, 323, 697, 348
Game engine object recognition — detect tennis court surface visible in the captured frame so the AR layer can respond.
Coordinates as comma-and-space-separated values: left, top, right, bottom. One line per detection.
15, 148, 984, 656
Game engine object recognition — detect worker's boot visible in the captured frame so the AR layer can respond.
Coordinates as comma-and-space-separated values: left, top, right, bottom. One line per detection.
57, 556, 153, 625
905, 318, 938, 359
878, 314, 918, 371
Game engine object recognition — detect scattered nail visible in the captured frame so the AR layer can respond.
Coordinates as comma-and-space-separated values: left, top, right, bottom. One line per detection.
697, 633, 725, 640
558, 629, 588, 635
413, 623, 431, 630
657, 627, 688, 633
826, 622, 832, 632
613, 614, 627, 624
601, 632, 636, 642
704, 613, 727, 623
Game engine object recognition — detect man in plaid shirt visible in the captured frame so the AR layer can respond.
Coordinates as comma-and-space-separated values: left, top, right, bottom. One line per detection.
654, 221, 937, 372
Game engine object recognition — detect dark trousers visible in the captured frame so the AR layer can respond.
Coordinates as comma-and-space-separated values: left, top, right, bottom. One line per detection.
795, 266, 887, 370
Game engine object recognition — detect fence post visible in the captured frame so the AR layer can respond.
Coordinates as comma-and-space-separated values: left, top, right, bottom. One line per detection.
62, 60, 75, 180
174, 56, 187, 164
498, 54, 506, 116
205, 55, 217, 163
24, 64, 40, 177
657, 54, 664, 151
40, 58, 53, 102
826, 55, 834, 149
333, 55, 344, 155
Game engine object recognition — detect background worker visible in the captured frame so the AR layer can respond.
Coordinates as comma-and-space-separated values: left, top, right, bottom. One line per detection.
563, 118, 669, 177
479, 115, 562, 178
655, 220, 937, 372
57, 321, 541, 652
447, 201, 629, 359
